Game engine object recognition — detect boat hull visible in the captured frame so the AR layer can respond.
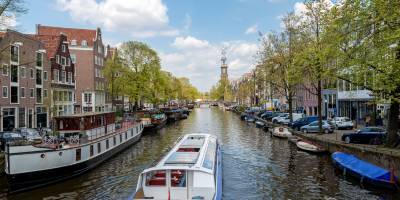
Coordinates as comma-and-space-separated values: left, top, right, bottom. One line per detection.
143, 119, 167, 132
296, 141, 326, 153
6, 132, 142, 193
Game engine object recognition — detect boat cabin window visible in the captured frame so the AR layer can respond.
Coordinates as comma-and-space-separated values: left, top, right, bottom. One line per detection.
113, 136, 116, 146
97, 142, 101, 153
76, 148, 81, 161
177, 148, 200, 152
146, 170, 166, 186
202, 139, 217, 170
171, 170, 186, 187
90, 145, 94, 157
125, 132, 127, 140
106, 139, 109, 149
120, 134, 123, 142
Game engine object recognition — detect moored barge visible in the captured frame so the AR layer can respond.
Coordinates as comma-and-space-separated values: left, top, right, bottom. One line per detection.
4, 112, 144, 192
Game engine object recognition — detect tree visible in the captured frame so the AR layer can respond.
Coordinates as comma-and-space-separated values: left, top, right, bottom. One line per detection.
0, 0, 27, 29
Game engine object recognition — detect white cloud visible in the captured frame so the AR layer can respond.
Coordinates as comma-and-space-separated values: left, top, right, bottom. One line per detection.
172, 36, 210, 49
245, 24, 258, 34
56, 0, 178, 38
160, 35, 258, 92
0, 14, 17, 30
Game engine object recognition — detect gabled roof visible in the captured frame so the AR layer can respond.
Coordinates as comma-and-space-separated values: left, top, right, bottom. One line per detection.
36, 24, 98, 47
31, 34, 63, 59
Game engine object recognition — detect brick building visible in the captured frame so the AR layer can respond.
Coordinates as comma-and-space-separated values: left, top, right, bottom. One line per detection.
0, 30, 50, 131
36, 25, 110, 113
33, 33, 76, 117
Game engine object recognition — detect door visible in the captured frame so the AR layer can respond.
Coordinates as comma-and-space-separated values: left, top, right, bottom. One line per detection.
28, 109, 33, 128
2, 108, 15, 131
169, 169, 188, 200
308, 121, 318, 132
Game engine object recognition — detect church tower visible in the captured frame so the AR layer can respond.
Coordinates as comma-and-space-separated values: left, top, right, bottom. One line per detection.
220, 48, 228, 80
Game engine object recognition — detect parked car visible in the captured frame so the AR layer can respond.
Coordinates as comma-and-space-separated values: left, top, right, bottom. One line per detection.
289, 116, 319, 131
261, 111, 282, 121
341, 127, 386, 144
272, 113, 289, 124
280, 113, 305, 125
331, 117, 354, 130
18, 128, 42, 142
300, 120, 335, 134
0, 132, 23, 151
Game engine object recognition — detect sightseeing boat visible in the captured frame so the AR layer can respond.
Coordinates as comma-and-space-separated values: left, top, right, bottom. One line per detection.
131, 134, 222, 200
4, 112, 144, 192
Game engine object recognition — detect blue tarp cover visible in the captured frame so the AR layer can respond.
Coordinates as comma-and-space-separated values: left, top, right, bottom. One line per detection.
332, 152, 394, 182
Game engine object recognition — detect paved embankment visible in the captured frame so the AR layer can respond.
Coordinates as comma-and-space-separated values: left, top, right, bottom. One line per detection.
238, 112, 400, 178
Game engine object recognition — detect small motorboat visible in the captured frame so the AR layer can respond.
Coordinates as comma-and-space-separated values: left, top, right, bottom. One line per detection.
332, 152, 398, 190
296, 140, 326, 153
245, 115, 255, 123
255, 120, 265, 128
271, 127, 292, 138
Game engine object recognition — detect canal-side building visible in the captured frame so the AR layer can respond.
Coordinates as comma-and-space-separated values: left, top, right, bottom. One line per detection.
294, 84, 319, 116
0, 29, 50, 131
32, 33, 76, 117
36, 25, 110, 113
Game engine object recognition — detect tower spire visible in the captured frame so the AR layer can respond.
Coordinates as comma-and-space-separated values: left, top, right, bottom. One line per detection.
220, 47, 228, 80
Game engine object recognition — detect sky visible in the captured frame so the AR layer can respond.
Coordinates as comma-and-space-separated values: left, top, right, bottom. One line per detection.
14, 0, 303, 92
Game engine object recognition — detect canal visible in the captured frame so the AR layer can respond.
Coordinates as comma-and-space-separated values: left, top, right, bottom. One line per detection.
0, 107, 399, 200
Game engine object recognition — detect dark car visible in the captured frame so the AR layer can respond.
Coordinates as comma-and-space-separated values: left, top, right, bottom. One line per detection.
289, 116, 318, 131
0, 131, 23, 151
261, 111, 282, 121
341, 127, 386, 144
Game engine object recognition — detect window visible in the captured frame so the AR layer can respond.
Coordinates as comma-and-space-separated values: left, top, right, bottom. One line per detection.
62, 70, 66, 82
97, 142, 101, 153
2, 86, 8, 98
76, 148, 81, 161
68, 91, 72, 101
146, 170, 166, 186
2, 64, 8, 75
171, 170, 186, 187
10, 86, 18, 103
20, 87, 25, 98
30, 88, 34, 98
81, 40, 87, 46
36, 69, 42, 85
68, 72, 72, 84
90, 145, 94, 157
10, 65, 18, 83
43, 71, 48, 80
71, 39, 77, 46
61, 57, 66, 66
84, 93, 92, 103
94, 55, 98, 65
20, 67, 25, 78
36, 52, 43, 67
30, 68, 34, 79
113, 136, 116, 146
44, 89, 48, 98
106, 139, 109, 149
19, 107, 25, 127
125, 132, 127, 140
10, 45, 18, 63
53, 69, 59, 81
56, 55, 60, 64
62, 44, 66, 52
70, 54, 76, 63
36, 88, 42, 103
119, 134, 122, 142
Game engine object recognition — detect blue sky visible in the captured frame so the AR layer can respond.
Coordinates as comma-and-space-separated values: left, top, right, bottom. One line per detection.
15, 0, 301, 91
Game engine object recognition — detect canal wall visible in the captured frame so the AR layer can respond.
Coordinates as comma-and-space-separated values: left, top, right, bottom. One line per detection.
237, 112, 400, 179
292, 131, 400, 178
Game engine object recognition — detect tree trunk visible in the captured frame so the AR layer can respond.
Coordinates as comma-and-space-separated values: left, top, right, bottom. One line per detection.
288, 93, 293, 122
386, 100, 399, 147
318, 80, 323, 133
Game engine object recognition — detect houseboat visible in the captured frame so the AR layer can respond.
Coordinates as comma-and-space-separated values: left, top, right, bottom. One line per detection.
4, 112, 144, 192
147, 113, 168, 132
131, 134, 222, 200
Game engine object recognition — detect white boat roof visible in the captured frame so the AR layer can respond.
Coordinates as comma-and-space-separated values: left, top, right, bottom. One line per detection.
142, 133, 218, 175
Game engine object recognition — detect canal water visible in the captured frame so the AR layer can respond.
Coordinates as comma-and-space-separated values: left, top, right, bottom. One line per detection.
0, 107, 399, 200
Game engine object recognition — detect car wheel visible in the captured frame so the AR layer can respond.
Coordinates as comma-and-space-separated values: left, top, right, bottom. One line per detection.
297, 127, 300, 131
324, 129, 329, 134
344, 136, 351, 144
303, 129, 308, 134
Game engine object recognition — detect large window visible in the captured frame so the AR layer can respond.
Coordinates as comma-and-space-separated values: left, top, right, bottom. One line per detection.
36, 69, 42, 85
36, 88, 42, 103
10, 86, 18, 103
10, 45, 18, 63
36, 52, 43, 67
19, 108, 25, 127
10, 65, 18, 83
84, 93, 92, 103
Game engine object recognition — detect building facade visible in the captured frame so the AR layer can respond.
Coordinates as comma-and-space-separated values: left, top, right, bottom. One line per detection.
33, 34, 76, 117
36, 25, 110, 113
0, 30, 50, 131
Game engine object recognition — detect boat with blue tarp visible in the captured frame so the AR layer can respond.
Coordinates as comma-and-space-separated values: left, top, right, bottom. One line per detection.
332, 152, 398, 190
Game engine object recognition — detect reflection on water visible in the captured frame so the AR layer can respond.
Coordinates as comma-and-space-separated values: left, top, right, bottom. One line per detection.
0, 107, 399, 200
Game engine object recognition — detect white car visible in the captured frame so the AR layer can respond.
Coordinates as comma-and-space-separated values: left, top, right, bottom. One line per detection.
280, 113, 305, 125
272, 113, 289, 124
331, 117, 354, 130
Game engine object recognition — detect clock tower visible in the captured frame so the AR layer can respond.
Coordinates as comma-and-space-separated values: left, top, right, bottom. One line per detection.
220, 48, 228, 80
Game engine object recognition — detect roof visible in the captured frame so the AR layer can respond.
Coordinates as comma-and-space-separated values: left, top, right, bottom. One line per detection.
31, 34, 63, 59
36, 25, 97, 47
